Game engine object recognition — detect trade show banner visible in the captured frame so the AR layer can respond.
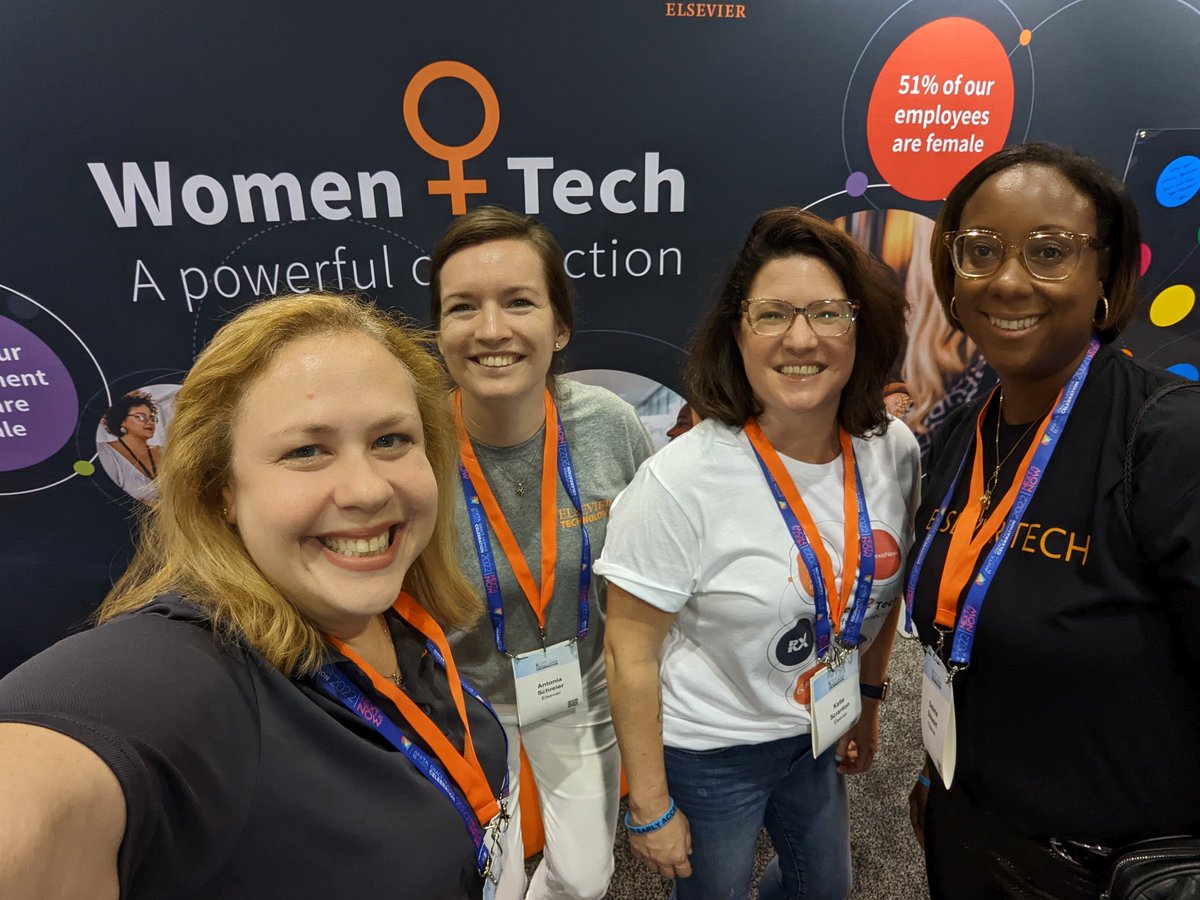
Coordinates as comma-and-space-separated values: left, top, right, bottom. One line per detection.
3, 0, 1199, 671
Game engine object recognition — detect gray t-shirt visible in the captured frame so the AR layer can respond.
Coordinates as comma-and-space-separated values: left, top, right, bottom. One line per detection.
448, 380, 654, 704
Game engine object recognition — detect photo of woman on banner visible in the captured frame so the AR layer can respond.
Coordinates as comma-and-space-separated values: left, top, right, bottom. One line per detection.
599, 207, 920, 900
96, 386, 178, 502
0, 293, 510, 899
430, 207, 654, 900
835, 209, 992, 454
905, 143, 1200, 899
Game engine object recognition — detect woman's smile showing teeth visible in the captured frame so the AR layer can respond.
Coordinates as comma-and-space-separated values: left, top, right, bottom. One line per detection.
319, 528, 393, 558
778, 364, 825, 376
988, 314, 1043, 332
475, 354, 520, 368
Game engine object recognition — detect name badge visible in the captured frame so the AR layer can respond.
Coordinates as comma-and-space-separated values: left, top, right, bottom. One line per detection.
920, 649, 957, 788
512, 639, 583, 726
809, 649, 862, 758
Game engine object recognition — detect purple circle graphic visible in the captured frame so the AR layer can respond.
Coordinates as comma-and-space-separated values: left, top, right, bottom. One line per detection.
846, 172, 869, 198
0, 315, 79, 471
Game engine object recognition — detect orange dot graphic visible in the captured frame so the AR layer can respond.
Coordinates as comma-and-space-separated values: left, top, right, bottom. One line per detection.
1019, 29, 1032, 46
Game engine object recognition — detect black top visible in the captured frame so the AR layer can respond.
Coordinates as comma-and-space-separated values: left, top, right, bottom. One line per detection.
0, 594, 507, 899
908, 345, 1200, 845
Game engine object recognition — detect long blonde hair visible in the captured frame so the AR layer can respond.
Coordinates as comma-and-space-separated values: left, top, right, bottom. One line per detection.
98, 293, 481, 674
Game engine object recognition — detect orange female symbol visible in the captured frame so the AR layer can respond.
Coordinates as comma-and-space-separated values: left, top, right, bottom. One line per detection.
403, 61, 501, 214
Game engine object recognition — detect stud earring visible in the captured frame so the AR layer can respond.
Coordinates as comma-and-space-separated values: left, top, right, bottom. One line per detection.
554, 342, 561, 351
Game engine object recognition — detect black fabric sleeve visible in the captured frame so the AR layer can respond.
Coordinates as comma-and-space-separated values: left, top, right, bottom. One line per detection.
0, 611, 261, 894
1127, 384, 1200, 665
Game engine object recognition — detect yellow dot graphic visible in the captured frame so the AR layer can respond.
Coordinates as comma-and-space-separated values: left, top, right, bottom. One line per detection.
73, 460, 96, 476
1150, 284, 1196, 327
1019, 29, 1032, 46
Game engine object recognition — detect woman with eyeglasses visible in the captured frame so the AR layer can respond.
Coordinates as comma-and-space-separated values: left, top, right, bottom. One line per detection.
98, 391, 163, 501
599, 207, 919, 900
905, 143, 1200, 898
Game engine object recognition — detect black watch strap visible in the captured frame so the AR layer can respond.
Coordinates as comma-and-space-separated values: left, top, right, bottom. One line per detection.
860, 679, 889, 702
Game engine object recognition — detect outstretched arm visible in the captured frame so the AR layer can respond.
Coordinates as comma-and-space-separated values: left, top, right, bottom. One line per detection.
0, 723, 125, 900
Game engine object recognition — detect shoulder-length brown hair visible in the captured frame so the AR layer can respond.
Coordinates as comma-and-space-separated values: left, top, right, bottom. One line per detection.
98, 293, 481, 675
686, 207, 908, 437
930, 142, 1142, 343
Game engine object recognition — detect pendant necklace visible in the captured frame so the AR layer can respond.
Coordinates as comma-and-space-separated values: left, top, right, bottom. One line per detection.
976, 393, 1045, 530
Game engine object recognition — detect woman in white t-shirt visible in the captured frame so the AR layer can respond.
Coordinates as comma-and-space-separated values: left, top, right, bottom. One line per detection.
598, 207, 920, 900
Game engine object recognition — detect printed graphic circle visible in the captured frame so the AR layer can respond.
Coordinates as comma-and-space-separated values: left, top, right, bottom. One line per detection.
0, 315, 79, 471
873, 528, 902, 581
1149, 284, 1195, 327
1167, 363, 1198, 380
1155, 155, 1200, 208
846, 171, 869, 198
94, 383, 180, 503
1140, 243, 1152, 276
867, 17, 1015, 201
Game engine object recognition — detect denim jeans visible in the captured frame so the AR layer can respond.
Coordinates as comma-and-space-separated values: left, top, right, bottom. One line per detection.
663, 734, 851, 900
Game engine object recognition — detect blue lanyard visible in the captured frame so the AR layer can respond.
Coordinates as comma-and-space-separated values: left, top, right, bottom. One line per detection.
315, 646, 509, 876
458, 406, 591, 655
747, 436, 876, 660
904, 337, 1100, 667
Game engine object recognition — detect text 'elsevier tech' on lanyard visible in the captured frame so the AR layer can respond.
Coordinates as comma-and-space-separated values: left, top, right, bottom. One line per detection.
744, 419, 876, 659
456, 388, 591, 654
316, 592, 508, 878
904, 337, 1100, 671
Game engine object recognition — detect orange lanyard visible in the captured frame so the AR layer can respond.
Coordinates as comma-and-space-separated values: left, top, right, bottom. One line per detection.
455, 389, 559, 631
933, 389, 1057, 629
327, 592, 499, 825
743, 419, 860, 632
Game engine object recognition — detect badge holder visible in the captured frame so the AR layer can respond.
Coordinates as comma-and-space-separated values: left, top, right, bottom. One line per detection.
920, 633, 958, 788
809, 647, 862, 758
480, 800, 511, 900
512, 637, 583, 726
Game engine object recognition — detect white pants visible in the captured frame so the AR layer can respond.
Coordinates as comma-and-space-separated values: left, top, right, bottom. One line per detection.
494, 662, 620, 900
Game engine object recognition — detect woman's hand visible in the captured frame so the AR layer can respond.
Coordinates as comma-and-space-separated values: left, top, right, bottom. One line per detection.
628, 808, 693, 879
908, 769, 930, 849
835, 697, 881, 776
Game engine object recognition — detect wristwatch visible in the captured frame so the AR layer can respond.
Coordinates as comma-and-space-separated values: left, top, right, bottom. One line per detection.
859, 679, 890, 702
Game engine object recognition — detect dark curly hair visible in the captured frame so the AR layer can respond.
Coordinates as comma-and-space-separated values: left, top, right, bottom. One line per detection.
686, 207, 908, 438
102, 391, 158, 437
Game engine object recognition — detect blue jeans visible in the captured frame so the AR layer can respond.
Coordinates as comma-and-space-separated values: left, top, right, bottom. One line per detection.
663, 734, 851, 900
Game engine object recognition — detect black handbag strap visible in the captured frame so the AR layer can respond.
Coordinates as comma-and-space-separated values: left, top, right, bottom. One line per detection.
1123, 381, 1198, 523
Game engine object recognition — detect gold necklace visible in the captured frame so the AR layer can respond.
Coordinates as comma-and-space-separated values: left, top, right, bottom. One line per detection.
376, 614, 406, 689
977, 393, 1044, 525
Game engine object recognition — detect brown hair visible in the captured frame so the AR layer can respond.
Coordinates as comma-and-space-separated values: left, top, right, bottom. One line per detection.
99, 293, 480, 675
930, 142, 1142, 343
686, 207, 908, 437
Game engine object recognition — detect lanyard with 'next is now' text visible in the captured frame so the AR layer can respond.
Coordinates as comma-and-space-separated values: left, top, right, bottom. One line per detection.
744, 419, 876, 661
903, 336, 1100, 672
317, 592, 509, 879
456, 388, 591, 655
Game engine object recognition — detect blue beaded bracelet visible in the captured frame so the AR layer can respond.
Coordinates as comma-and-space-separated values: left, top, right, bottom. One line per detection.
624, 797, 678, 834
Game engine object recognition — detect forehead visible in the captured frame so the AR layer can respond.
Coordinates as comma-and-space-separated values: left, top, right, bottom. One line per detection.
238, 332, 417, 422
960, 163, 1097, 234
440, 239, 546, 293
748, 254, 847, 300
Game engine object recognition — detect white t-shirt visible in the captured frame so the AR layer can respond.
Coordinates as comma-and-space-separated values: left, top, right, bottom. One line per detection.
595, 417, 920, 750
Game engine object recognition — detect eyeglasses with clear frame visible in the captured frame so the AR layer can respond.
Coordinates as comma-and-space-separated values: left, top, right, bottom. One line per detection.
944, 228, 1103, 282
741, 298, 860, 337
126, 411, 157, 425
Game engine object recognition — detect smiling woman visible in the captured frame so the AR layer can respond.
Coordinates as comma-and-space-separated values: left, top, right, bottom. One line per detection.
429, 207, 654, 900
0, 293, 510, 899
907, 144, 1200, 899
599, 207, 919, 900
